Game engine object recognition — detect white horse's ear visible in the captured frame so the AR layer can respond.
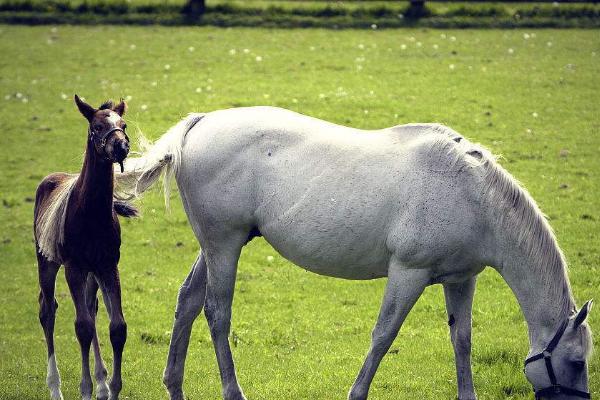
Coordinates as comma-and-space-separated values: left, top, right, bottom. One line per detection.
574, 300, 593, 328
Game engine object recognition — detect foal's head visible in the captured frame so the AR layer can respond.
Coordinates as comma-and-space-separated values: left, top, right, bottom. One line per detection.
74, 94, 130, 172
524, 301, 593, 399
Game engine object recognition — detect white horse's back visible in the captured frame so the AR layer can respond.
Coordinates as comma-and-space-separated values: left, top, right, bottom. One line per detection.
177, 107, 489, 280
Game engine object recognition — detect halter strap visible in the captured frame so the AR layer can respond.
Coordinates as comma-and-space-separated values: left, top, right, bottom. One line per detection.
524, 320, 590, 399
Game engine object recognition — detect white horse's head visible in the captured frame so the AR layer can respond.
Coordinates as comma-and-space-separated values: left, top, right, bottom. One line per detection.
524, 300, 593, 399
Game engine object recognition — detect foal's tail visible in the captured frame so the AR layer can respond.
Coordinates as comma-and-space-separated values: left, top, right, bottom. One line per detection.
114, 113, 205, 209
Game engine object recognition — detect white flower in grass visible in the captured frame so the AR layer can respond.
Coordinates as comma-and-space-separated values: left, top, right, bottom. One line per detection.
433, 44, 439, 50
4, 95, 10, 100
358, 43, 365, 49
255, 56, 262, 62
592, 52, 596, 57
309, 46, 315, 51
31, 79, 38, 84
164, 64, 171, 70
50, 27, 57, 33
526, 128, 532, 134
206, 85, 212, 91
416, 42, 422, 47
450, 36, 456, 42
357, 65, 363, 71
188, 46, 195, 52
243, 48, 250, 54
371, 24, 378, 30
229, 49, 236, 55
400, 44, 407, 50
125, 95, 132, 101
109, 39, 115, 45
408, 36, 415, 42
266, 255, 274, 262
195, 87, 202, 93
547, 42, 553, 47
369, 90, 374, 95
397, 13, 404, 19
440, 33, 446, 39
508, 48, 514, 54
292, 98, 299, 104
151, 81, 157, 87
129, 44, 136, 50
532, 112, 538, 118
263, 94, 270, 99
22, 98, 28, 103
364, 109, 369, 114
523, 33, 530, 40
60, 93, 67, 100
319, 93, 326, 99
141, 104, 148, 111
449, 64, 455, 70
16, 92, 22, 98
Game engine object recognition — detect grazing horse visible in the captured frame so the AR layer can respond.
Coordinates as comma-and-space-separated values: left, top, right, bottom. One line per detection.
118, 106, 593, 400
35, 95, 135, 400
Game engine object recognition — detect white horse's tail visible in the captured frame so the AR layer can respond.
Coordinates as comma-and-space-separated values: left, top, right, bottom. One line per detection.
115, 113, 205, 209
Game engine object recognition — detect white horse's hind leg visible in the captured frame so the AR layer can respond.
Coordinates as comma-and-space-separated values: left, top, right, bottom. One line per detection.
348, 262, 430, 400
203, 235, 247, 400
163, 252, 208, 400
443, 278, 477, 400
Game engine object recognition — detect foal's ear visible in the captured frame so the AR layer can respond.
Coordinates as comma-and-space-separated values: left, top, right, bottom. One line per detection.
114, 98, 127, 116
74, 94, 96, 122
574, 300, 593, 328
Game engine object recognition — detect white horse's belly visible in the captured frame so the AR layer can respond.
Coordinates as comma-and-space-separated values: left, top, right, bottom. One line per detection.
179, 107, 485, 280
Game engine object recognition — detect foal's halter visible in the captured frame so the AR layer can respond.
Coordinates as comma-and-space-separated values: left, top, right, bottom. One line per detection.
524, 320, 590, 399
89, 125, 127, 152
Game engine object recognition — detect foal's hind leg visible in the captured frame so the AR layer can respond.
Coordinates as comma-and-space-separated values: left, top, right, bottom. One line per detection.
97, 267, 127, 400
163, 252, 208, 400
85, 274, 110, 400
348, 260, 430, 400
65, 266, 95, 400
38, 253, 63, 400
443, 277, 477, 400
203, 234, 247, 400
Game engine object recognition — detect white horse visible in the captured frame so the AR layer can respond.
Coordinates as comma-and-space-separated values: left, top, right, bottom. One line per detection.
117, 106, 593, 400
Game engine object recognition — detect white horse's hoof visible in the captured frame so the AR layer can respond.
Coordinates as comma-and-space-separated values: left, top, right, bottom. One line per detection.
49, 389, 64, 400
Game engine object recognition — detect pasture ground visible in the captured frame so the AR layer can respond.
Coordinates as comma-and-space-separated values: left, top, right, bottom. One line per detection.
0, 26, 598, 399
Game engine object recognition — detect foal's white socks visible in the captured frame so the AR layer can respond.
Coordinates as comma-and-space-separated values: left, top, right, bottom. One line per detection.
46, 354, 64, 400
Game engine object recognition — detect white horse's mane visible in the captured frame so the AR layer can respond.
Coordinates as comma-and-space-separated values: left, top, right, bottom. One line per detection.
426, 128, 590, 349
35, 175, 78, 263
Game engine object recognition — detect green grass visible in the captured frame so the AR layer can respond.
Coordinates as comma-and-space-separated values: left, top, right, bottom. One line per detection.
0, 26, 599, 399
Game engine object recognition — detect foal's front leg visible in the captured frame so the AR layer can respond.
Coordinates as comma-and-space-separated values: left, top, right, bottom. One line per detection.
65, 266, 95, 400
85, 274, 110, 400
443, 278, 477, 400
348, 262, 430, 400
98, 267, 127, 400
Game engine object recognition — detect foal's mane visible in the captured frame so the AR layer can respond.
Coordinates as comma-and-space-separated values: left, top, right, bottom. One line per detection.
426, 127, 576, 319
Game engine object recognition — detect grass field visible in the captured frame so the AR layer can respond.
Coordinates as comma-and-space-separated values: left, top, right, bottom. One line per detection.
0, 26, 598, 399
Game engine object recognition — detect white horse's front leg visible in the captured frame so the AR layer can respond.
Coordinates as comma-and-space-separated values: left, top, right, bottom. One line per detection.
163, 252, 207, 400
203, 241, 246, 400
348, 262, 430, 400
443, 277, 477, 400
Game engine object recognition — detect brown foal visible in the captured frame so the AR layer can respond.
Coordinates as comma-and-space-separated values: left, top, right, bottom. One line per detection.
34, 95, 136, 400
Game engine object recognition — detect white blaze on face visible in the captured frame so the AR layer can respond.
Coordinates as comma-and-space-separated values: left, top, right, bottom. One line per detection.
106, 111, 121, 127
46, 353, 64, 400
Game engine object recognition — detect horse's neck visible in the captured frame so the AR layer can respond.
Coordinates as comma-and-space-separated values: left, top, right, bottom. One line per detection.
75, 140, 114, 217
496, 242, 575, 351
